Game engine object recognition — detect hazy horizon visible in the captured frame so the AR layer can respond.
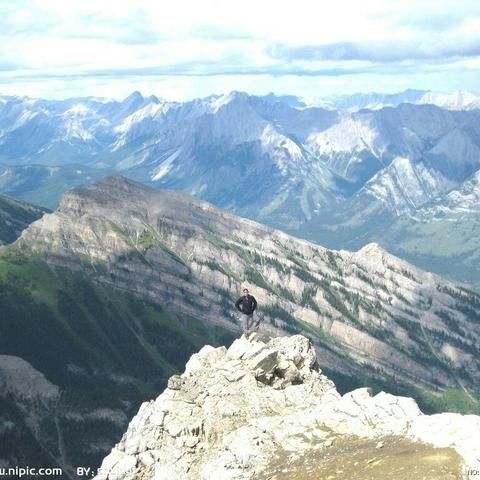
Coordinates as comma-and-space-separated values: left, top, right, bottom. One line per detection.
1, 86, 480, 103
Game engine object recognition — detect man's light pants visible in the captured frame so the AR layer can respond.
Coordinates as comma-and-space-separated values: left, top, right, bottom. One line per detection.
240, 312, 260, 335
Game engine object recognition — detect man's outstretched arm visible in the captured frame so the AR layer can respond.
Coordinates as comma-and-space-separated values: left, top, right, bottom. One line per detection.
235, 297, 242, 311
252, 296, 257, 311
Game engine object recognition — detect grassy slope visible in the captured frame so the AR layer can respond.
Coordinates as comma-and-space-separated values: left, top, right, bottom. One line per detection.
383, 215, 480, 290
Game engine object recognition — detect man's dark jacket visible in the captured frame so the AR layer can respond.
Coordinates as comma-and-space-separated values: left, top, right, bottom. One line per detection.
235, 294, 257, 315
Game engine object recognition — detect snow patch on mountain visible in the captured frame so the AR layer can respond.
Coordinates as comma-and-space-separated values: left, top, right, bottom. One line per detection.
419, 90, 480, 111
61, 110, 95, 142
260, 124, 304, 172
63, 104, 92, 117
7, 109, 44, 132
306, 112, 382, 156
151, 148, 182, 181
209, 92, 241, 113
365, 157, 456, 215
411, 169, 480, 220
115, 102, 172, 136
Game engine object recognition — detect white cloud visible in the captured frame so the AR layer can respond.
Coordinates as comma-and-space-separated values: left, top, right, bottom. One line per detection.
0, 0, 479, 99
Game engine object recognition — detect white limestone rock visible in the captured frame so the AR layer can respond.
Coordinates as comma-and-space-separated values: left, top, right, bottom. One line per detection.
95, 334, 480, 480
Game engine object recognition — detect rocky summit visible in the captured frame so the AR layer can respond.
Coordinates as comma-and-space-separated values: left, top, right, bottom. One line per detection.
95, 334, 479, 480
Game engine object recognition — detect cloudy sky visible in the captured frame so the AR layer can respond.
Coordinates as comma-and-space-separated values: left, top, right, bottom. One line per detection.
1, 0, 479, 100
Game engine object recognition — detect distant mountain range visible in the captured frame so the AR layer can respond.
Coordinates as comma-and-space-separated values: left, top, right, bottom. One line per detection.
1, 89, 479, 288
310, 89, 480, 111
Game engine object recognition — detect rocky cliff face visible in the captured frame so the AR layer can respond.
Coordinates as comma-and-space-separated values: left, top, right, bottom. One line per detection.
95, 334, 478, 480
16, 176, 480, 410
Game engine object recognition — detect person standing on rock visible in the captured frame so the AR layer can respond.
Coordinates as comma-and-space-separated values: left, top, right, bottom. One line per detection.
235, 288, 260, 336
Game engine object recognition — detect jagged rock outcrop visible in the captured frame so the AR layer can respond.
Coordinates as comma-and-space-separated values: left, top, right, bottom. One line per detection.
95, 334, 479, 480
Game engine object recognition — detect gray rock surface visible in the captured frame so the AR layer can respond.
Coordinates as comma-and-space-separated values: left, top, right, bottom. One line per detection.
95, 334, 480, 480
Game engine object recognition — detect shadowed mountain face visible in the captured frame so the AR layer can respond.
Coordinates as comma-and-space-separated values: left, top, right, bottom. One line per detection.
0, 193, 47, 245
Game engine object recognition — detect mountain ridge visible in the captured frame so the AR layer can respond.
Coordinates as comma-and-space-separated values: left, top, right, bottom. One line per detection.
16, 175, 480, 402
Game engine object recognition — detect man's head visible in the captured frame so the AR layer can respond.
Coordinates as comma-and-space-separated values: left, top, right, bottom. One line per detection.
243, 288, 249, 296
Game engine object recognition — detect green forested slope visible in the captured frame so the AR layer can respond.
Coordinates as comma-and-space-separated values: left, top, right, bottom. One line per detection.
0, 246, 235, 477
